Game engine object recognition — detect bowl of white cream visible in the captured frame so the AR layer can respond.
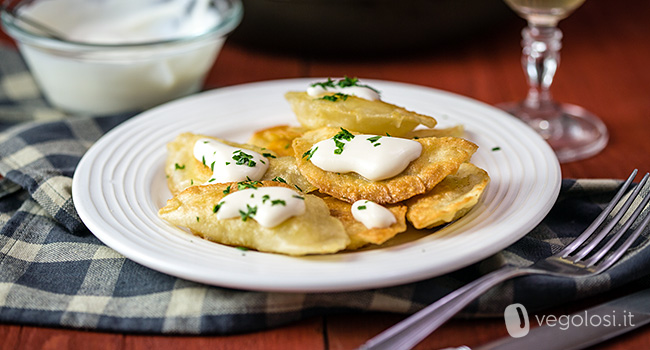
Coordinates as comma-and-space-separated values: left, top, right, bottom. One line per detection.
1, 0, 242, 115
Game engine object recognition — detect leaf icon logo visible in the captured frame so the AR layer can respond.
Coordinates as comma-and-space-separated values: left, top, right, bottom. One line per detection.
504, 303, 530, 338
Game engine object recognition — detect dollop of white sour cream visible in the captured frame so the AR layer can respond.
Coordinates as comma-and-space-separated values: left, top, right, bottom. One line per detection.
306, 77, 380, 101
351, 200, 396, 229
307, 85, 380, 101
194, 139, 269, 184
216, 187, 306, 228
306, 132, 422, 181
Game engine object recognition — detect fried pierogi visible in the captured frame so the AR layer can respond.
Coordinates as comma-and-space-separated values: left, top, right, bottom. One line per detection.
247, 125, 306, 157
293, 127, 478, 204
159, 78, 491, 256
406, 163, 490, 229
322, 196, 408, 250
405, 125, 465, 139
159, 181, 349, 256
285, 91, 437, 137
165, 132, 314, 195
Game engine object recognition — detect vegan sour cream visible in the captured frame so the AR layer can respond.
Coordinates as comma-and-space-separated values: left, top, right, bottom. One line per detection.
305, 130, 422, 181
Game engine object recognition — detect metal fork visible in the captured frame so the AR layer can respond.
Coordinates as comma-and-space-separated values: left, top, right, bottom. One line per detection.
359, 169, 650, 350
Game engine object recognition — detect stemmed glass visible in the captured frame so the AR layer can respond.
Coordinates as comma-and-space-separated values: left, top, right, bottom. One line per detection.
499, 0, 608, 163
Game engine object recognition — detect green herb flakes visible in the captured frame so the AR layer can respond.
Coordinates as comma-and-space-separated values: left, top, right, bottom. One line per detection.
319, 93, 349, 102
239, 204, 257, 221
271, 199, 286, 206
272, 176, 287, 184
232, 150, 257, 167
303, 147, 318, 160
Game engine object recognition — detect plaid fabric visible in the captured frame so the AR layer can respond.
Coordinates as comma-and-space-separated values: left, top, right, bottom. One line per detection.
1, 44, 650, 334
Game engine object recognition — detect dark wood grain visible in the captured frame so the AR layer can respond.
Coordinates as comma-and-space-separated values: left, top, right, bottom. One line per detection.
2, 0, 650, 348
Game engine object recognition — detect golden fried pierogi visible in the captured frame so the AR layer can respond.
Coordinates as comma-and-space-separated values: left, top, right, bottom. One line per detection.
406, 163, 490, 229
293, 127, 478, 204
158, 181, 349, 256
158, 78, 491, 256
247, 125, 306, 157
322, 196, 408, 250
285, 91, 437, 137
165, 132, 314, 195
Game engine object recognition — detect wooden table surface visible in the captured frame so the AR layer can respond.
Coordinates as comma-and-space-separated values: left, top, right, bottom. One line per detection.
2, 1, 650, 349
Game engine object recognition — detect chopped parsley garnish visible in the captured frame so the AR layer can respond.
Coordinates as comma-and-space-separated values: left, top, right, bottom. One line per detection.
271, 176, 287, 184
232, 150, 257, 167
335, 128, 355, 141
367, 135, 382, 147
319, 93, 349, 102
174, 163, 185, 170
492, 146, 501, 151
262, 152, 276, 159
334, 139, 346, 154
303, 146, 318, 160
337, 76, 359, 88
310, 76, 380, 94
210, 161, 216, 171
239, 204, 257, 221
237, 180, 261, 190
271, 199, 286, 206
332, 128, 355, 155
223, 185, 231, 194
213, 202, 224, 213
310, 77, 335, 89
357, 205, 367, 210
262, 194, 271, 203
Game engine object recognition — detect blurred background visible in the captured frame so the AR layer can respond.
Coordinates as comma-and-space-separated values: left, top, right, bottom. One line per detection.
228, 0, 513, 56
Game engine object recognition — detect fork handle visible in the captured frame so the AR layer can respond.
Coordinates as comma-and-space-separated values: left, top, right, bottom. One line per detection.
359, 266, 534, 350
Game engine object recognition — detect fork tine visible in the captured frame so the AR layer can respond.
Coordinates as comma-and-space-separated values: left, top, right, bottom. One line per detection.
559, 169, 638, 257
594, 201, 650, 272
568, 172, 650, 262
584, 173, 650, 269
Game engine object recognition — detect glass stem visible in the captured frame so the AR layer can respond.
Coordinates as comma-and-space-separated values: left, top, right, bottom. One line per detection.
521, 23, 563, 113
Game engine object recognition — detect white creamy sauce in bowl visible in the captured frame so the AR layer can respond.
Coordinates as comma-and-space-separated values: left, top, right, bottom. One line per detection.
5, 0, 240, 114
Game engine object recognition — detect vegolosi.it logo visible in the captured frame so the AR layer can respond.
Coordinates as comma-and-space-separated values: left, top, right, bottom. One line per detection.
503, 303, 636, 338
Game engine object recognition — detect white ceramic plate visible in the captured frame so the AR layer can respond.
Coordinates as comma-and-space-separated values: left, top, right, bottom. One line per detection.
72, 78, 561, 292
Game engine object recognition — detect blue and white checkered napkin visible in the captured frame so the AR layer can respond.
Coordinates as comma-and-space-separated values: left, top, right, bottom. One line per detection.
1, 45, 650, 334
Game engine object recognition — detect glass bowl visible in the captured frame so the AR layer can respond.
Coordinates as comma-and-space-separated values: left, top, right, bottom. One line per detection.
1, 0, 243, 115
